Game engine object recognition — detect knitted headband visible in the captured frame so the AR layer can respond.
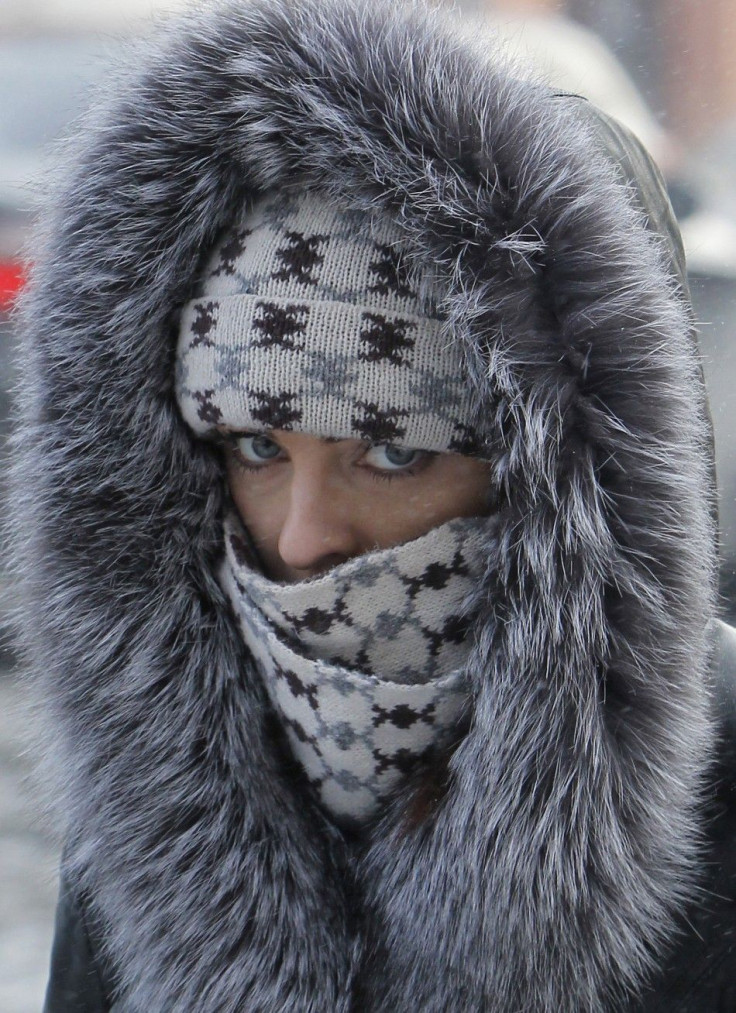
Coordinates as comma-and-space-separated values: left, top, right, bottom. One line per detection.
175, 189, 483, 454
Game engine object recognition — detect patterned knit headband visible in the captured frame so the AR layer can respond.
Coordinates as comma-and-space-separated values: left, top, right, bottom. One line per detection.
175, 189, 484, 454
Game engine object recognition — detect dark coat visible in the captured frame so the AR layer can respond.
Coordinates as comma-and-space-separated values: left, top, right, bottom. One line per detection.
43, 624, 736, 1013
11, 0, 736, 1009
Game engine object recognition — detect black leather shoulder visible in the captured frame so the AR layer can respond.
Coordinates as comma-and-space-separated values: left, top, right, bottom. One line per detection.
43, 872, 112, 1013
631, 621, 736, 1012
555, 95, 719, 517
553, 94, 688, 293
710, 620, 736, 771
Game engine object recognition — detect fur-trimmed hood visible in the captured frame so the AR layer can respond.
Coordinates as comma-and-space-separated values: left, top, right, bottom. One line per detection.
12, 1, 718, 1010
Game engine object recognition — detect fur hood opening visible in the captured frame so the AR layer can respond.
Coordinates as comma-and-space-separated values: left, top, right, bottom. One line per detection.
11, 1, 717, 1010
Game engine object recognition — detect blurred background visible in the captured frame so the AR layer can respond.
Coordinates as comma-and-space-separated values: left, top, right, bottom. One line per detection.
1, 1, 736, 1010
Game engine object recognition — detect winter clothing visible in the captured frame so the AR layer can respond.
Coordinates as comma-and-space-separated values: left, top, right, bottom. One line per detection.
176, 188, 481, 453
222, 509, 487, 827
10, 0, 736, 1010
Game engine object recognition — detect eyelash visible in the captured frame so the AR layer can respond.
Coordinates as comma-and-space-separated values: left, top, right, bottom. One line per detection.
223, 434, 428, 480
365, 464, 421, 483
228, 445, 277, 473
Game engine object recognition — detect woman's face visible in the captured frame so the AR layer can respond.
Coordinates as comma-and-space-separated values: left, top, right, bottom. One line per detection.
225, 430, 492, 582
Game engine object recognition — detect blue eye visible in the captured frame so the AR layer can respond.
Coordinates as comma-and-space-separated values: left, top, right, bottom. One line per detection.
233, 433, 283, 463
364, 443, 422, 471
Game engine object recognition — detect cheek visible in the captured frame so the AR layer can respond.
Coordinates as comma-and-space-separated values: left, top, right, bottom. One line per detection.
226, 463, 282, 550
455, 466, 494, 515
412, 461, 492, 524
350, 460, 492, 548
361, 476, 487, 547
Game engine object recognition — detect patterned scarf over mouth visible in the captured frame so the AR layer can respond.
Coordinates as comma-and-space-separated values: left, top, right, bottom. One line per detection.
220, 510, 491, 828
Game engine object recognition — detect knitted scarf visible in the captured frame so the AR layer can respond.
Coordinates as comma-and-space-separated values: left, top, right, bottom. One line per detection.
219, 510, 490, 828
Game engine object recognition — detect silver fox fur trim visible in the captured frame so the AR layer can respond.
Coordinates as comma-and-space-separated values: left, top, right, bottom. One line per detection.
10, 0, 717, 1010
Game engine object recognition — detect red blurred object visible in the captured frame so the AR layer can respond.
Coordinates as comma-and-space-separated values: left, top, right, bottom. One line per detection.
0, 261, 25, 311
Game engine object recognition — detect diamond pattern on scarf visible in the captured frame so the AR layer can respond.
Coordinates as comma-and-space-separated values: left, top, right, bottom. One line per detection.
220, 511, 489, 827
225, 511, 487, 682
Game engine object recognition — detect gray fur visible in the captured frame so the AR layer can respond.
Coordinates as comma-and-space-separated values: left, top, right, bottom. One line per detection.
10, 0, 717, 1009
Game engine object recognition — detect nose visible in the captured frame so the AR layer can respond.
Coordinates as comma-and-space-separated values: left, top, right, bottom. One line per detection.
276, 467, 361, 576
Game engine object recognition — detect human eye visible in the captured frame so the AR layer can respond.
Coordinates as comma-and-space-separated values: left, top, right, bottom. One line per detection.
362, 443, 427, 475
230, 432, 284, 469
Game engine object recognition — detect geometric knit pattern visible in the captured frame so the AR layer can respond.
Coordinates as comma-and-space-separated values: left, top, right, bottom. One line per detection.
176, 189, 484, 455
220, 510, 489, 828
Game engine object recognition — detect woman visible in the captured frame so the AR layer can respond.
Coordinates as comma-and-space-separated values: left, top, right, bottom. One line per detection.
12, 0, 735, 1009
